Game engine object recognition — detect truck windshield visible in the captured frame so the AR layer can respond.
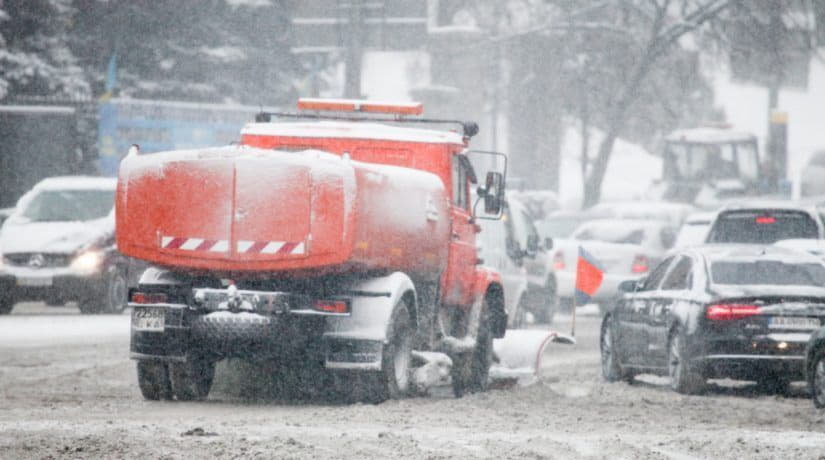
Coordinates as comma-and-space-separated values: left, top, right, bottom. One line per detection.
711, 260, 825, 286
664, 141, 758, 182
21, 189, 115, 222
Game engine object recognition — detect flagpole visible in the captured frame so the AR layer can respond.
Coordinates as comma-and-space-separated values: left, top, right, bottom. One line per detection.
571, 279, 576, 339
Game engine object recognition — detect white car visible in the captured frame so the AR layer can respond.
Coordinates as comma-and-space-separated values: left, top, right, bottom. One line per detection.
553, 219, 677, 311
673, 211, 715, 249
0, 176, 143, 314
587, 201, 694, 228
477, 203, 529, 328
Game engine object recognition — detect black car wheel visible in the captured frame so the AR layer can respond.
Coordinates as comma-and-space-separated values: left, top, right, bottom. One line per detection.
600, 315, 632, 382
668, 329, 703, 394
812, 350, 825, 409
79, 266, 128, 314
0, 298, 14, 315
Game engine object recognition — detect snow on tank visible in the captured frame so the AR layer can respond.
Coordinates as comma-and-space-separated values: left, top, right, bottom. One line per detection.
241, 120, 466, 145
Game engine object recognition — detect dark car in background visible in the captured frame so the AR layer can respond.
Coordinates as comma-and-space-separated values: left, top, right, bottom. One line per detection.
705, 202, 824, 244
601, 245, 825, 394
0, 176, 143, 314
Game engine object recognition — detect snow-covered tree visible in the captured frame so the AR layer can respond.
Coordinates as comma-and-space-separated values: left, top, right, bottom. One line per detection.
0, 0, 90, 100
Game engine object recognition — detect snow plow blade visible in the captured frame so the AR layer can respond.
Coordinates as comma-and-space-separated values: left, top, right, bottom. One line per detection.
490, 329, 575, 388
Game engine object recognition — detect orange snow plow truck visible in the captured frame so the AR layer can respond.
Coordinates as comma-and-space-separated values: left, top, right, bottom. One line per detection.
119, 99, 546, 403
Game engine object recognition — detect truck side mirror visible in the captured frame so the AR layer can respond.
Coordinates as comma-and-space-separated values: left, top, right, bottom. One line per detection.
544, 237, 553, 251
482, 171, 505, 215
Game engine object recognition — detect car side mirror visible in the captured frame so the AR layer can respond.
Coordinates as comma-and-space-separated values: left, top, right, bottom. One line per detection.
544, 237, 553, 250
526, 234, 539, 254
480, 171, 505, 215
618, 279, 639, 293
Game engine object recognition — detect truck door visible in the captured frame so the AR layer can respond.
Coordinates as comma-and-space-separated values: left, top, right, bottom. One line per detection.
442, 155, 476, 307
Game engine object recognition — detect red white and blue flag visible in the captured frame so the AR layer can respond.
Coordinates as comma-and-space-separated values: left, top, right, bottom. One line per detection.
575, 246, 605, 305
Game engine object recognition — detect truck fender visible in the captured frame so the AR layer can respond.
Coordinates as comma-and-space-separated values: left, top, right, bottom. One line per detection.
323, 271, 416, 343
474, 267, 506, 338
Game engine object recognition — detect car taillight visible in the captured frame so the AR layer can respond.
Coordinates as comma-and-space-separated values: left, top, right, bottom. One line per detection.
705, 303, 762, 321
755, 216, 776, 224
631, 255, 649, 273
313, 299, 350, 314
131, 292, 168, 304
553, 251, 566, 270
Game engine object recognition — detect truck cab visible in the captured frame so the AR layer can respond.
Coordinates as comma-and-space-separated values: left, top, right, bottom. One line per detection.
657, 127, 761, 205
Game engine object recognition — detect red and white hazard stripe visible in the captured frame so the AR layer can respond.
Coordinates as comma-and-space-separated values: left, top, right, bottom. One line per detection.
236, 240, 306, 255
161, 236, 229, 252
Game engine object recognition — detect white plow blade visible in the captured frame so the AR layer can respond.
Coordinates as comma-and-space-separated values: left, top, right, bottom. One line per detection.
490, 329, 575, 387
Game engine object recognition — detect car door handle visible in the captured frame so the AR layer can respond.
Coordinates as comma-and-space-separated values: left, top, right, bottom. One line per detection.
452, 232, 460, 240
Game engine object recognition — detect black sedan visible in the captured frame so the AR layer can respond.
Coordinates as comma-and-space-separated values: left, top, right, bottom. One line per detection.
601, 245, 825, 394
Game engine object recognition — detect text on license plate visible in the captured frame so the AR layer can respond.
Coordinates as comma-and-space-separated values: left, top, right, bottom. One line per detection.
133, 308, 165, 332
16, 276, 52, 287
769, 316, 820, 329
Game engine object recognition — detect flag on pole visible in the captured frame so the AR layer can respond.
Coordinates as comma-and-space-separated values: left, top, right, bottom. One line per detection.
101, 53, 118, 101
575, 246, 605, 305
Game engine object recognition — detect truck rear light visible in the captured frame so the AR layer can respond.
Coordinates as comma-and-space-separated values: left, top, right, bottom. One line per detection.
313, 299, 350, 314
553, 251, 566, 270
706, 303, 762, 321
131, 292, 168, 304
631, 255, 649, 273
297, 98, 424, 116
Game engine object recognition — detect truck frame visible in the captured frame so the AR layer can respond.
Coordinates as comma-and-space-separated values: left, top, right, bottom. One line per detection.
122, 99, 508, 402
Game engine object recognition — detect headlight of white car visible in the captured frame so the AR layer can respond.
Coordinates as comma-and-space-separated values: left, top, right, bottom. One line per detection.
70, 250, 103, 273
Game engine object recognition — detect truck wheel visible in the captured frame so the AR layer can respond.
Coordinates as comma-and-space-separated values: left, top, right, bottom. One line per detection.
136, 360, 172, 400
452, 299, 493, 397
370, 297, 413, 402
168, 355, 216, 401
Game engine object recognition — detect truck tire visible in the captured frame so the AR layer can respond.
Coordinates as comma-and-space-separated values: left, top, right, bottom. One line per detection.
452, 299, 493, 397
370, 297, 413, 402
168, 355, 216, 401
136, 360, 172, 400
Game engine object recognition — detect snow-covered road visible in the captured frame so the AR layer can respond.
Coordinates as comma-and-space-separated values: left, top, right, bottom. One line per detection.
0, 303, 129, 348
2, 306, 825, 459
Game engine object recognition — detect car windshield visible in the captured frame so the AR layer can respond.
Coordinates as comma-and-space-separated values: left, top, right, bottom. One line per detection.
573, 222, 647, 245
21, 189, 115, 222
711, 260, 825, 286
707, 210, 819, 244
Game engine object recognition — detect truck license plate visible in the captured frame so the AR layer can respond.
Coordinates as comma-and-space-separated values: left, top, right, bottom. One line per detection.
133, 308, 165, 332
769, 316, 820, 330
16, 276, 53, 287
